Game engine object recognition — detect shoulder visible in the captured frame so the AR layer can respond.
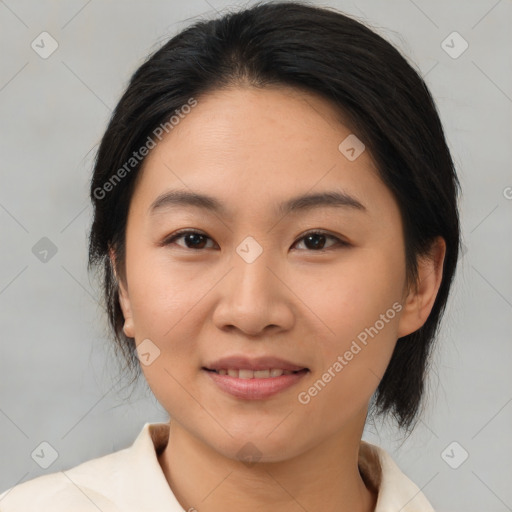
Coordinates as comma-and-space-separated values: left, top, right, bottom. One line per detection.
0, 445, 131, 512
0, 422, 177, 512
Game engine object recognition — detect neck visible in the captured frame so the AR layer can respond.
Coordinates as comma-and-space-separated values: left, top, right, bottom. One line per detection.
158, 419, 377, 512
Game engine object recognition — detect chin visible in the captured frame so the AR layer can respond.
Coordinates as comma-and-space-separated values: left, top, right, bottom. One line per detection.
204, 429, 306, 465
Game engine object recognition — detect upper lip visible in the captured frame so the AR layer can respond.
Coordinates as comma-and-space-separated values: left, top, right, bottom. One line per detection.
203, 355, 308, 372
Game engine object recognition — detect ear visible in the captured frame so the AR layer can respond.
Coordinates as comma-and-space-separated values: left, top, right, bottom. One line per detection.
109, 247, 135, 338
397, 236, 446, 338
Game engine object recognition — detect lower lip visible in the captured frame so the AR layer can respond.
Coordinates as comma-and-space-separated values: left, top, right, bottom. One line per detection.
203, 369, 309, 400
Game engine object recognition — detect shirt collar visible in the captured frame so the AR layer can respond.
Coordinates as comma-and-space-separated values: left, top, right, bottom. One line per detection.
358, 439, 436, 511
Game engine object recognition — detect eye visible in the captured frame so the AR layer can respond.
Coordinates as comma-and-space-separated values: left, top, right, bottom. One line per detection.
161, 229, 349, 252
292, 230, 349, 251
162, 229, 217, 250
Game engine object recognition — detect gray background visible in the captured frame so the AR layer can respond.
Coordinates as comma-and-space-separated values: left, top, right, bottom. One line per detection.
0, 0, 511, 510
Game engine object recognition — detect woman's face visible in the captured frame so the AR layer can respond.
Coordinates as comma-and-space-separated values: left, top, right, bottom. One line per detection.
117, 86, 416, 461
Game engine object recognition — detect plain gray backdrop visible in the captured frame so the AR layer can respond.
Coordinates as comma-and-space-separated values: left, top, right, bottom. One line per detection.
0, 0, 511, 510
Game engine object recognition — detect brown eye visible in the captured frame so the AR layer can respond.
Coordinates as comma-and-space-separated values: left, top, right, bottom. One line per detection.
162, 229, 348, 252
163, 230, 216, 250
293, 231, 348, 251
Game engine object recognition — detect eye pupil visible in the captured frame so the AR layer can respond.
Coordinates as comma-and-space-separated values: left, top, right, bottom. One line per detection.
305, 233, 326, 250
186, 233, 207, 249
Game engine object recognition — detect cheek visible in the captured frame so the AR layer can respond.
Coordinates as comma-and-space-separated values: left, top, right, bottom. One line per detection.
294, 261, 403, 434
124, 244, 218, 393
125, 241, 210, 337
126, 251, 211, 416
296, 246, 405, 336
295, 246, 405, 394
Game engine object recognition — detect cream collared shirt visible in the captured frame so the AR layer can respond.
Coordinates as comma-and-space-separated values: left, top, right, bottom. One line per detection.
0, 422, 435, 511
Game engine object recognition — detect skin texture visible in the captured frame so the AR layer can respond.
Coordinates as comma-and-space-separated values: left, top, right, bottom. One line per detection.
113, 86, 446, 512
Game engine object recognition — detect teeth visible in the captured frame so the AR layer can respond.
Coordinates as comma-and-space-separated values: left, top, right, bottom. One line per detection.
213, 368, 298, 378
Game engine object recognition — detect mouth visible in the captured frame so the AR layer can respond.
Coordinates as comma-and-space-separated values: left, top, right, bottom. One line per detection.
201, 355, 310, 399
202, 366, 310, 400
202, 367, 309, 378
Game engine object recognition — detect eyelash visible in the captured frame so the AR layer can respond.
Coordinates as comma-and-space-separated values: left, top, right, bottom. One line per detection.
161, 229, 350, 252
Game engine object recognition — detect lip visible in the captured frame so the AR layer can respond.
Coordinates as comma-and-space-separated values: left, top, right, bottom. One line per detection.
203, 355, 308, 372
203, 367, 309, 400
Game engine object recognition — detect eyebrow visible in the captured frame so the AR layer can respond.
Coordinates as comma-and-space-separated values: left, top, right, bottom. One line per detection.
148, 189, 366, 217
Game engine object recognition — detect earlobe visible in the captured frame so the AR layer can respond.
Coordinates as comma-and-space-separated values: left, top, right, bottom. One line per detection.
397, 237, 446, 338
122, 317, 135, 338
109, 247, 135, 338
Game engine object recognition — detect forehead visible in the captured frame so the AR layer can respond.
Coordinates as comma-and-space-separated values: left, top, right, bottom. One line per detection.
165, 85, 360, 157
130, 86, 396, 222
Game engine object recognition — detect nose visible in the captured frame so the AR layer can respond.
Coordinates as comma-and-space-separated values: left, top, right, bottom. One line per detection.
212, 244, 295, 336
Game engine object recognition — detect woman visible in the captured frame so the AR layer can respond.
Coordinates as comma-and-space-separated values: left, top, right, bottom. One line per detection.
0, 1, 460, 510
